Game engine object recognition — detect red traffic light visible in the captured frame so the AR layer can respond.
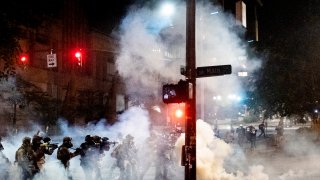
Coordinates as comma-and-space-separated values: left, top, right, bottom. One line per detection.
73, 49, 84, 66
74, 51, 82, 59
19, 54, 29, 63
175, 109, 184, 118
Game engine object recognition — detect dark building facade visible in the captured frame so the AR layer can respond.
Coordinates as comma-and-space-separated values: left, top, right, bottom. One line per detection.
0, 0, 126, 134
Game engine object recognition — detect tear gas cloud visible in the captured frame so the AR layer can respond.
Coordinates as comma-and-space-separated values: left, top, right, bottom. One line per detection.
2, 110, 319, 178
116, 1, 261, 99
0, 107, 158, 180
1, 1, 320, 180
115, 1, 320, 180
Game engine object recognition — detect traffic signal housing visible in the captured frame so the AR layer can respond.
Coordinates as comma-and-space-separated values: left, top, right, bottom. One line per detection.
163, 79, 189, 104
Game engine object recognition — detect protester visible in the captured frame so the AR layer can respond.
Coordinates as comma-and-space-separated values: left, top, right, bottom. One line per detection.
249, 127, 257, 149
258, 122, 266, 137
236, 124, 246, 147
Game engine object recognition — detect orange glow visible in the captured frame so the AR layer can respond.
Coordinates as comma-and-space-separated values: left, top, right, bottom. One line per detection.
167, 103, 185, 128
175, 109, 184, 118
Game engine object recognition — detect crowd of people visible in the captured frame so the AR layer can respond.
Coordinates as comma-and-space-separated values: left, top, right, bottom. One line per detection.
222, 122, 268, 150
218, 120, 285, 151
0, 128, 182, 180
13, 133, 128, 179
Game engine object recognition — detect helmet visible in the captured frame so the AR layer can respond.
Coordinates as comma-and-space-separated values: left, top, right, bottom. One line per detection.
102, 137, 109, 141
63, 136, 72, 143
92, 135, 101, 143
23, 137, 31, 145
32, 135, 43, 143
85, 135, 92, 142
63, 136, 73, 148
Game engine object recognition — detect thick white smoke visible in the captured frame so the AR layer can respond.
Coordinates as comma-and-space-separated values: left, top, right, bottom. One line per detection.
174, 120, 269, 180
112, 0, 320, 175
116, 1, 261, 99
0, 106, 155, 180
2, 1, 320, 180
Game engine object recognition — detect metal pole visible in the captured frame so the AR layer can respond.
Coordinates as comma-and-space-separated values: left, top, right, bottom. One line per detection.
185, 0, 196, 179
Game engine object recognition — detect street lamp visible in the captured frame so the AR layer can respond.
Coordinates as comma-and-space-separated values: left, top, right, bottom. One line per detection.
159, 2, 175, 17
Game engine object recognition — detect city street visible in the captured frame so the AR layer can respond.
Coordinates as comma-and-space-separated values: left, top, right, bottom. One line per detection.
215, 119, 320, 179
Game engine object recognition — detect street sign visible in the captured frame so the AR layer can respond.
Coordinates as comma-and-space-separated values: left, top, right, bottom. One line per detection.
196, 65, 232, 78
47, 54, 57, 68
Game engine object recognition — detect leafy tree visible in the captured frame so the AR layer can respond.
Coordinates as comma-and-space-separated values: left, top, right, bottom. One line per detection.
254, 1, 320, 119
0, 76, 63, 128
0, 77, 24, 126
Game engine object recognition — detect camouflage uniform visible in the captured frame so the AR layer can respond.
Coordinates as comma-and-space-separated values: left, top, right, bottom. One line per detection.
15, 137, 37, 179
111, 134, 138, 180
57, 136, 81, 169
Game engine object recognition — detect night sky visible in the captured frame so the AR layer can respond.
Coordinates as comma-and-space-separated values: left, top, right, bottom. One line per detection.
87, 0, 320, 43
85, 0, 135, 33
1, 0, 319, 54
2, 0, 317, 38
259, 0, 320, 44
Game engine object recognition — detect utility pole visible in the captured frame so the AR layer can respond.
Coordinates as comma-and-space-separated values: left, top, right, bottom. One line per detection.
183, 1, 232, 179
185, 0, 196, 179
162, 1, 231, 179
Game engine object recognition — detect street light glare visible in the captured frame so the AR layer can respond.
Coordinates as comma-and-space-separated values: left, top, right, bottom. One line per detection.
210, 11, 219, 15
175, 109, 183, 118
213, 95, 222, 101
160, 3, 175, 17
238, 71, 248, 77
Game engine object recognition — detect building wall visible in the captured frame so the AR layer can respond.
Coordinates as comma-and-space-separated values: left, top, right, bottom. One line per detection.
3, 13, 124, 130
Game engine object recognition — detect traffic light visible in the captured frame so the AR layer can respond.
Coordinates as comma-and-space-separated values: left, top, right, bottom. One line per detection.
19, 54, 29, 65
169, 103, 185, 129
74, 49, 83, 66
163, 79, 189, 104
20, 54, 28, 62
175, 108, 184, 119
163, 84, 178, 103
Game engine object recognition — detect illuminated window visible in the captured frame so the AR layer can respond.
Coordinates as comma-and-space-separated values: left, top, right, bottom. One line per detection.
236, 1, 247, 28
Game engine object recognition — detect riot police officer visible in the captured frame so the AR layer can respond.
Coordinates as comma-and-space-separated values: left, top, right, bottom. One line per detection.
57, 136, 81, 169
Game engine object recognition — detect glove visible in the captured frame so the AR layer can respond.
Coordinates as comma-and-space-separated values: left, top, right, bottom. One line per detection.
75, 148, 84, 156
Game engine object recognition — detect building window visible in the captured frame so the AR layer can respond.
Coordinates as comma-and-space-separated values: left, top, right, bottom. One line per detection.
236, 1, 247, 28
116, 94, 125, 113
107, 62, 115, 75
